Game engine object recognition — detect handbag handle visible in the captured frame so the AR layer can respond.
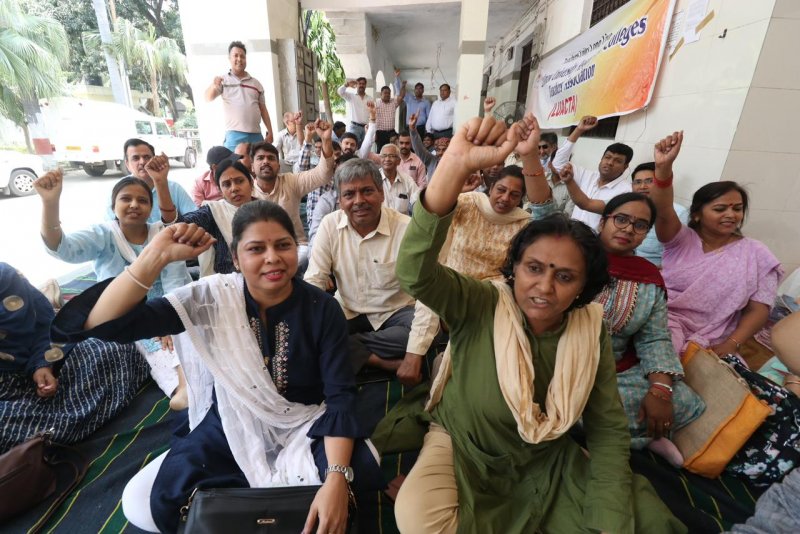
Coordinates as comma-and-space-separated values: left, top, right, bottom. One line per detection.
27, 442, 89, 534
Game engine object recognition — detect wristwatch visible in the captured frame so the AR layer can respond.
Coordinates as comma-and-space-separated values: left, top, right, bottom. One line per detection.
325, 464, 354, 483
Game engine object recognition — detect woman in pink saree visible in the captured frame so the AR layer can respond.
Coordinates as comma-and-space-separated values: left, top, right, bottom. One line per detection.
647, 132, 798, 486
646, 131, 782, 356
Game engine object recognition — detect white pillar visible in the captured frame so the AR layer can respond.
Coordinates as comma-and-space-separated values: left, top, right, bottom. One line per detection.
454, 0, 490, 128
177, 0, 298, 155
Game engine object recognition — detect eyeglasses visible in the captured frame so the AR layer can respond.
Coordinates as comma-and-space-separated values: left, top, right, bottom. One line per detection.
608, 213, 650, 234
632, 178, 654, 186
538, 145, 549, 149
380, 154, 400, 159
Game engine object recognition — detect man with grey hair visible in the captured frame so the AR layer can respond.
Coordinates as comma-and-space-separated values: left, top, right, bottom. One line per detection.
305, 158, 416, 375
379, 143, 419, 215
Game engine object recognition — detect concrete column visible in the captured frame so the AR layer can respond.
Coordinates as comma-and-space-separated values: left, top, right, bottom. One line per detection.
177, 0, 298, 155
454, 0, 490, 128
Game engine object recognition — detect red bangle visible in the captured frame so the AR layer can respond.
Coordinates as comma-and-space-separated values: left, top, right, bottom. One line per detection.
650, 384, 673, 396
647, 390, 672, 402
653, 173, 673, 188
522, 168, 544, 178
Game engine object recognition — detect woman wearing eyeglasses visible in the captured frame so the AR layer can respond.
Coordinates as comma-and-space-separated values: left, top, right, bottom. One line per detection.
593, 192, 704, 464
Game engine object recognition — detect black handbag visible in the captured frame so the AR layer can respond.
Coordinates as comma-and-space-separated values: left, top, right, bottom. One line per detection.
178, 484, 356, 534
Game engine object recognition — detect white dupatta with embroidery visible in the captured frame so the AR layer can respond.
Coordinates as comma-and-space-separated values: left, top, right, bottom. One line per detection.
165, 273, 326, 487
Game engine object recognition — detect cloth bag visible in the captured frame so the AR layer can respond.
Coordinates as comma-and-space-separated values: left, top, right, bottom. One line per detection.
672, 342, 771, 478
177, 485, 355, 534
0, 431, 88, 531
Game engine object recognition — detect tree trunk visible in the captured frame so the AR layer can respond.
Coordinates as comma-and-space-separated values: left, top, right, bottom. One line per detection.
320, 80, 332, 122
91, 0, 129, 107
21, 122, 33, 154
166, 76, 179, 121
21, 96, 56, 167
150, 69, 160, 115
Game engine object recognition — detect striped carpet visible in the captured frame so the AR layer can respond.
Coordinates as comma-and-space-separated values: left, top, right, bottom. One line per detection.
6, 377, 764, 533
6, 272, 764, 533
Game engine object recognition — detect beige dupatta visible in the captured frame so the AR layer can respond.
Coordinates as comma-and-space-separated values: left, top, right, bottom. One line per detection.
427, 281, 604, 444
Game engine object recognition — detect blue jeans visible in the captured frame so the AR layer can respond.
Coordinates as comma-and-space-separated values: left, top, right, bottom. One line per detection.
223, 130, 264, 151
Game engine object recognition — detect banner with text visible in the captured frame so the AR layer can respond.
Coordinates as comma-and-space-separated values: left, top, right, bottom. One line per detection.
531, 0, 676, 128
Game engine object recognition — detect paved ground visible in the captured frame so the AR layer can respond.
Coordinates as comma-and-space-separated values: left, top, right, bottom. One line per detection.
0, 163, 200, 287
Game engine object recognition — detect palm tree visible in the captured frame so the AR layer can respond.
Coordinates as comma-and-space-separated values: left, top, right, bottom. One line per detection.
91, 0, 129, 107
84, 17, 187, 117
0, 0, 68, 152
303, 10, 345, 120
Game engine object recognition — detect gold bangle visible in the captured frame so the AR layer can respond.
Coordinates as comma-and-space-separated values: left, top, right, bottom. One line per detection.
728, 336, 742, 349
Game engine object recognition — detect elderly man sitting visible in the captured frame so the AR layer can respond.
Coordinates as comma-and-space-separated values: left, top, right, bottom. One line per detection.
379, 143, 419, 216
304, 158, 415, 375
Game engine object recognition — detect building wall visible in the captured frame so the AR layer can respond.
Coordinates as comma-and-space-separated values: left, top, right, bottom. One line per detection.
721, 0, 800, 274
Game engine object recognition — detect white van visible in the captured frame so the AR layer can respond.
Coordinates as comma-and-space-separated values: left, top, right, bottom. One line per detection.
40, 97, 197, 176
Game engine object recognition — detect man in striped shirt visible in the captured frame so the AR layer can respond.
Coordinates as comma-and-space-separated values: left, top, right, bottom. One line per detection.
374, 70, 406, 151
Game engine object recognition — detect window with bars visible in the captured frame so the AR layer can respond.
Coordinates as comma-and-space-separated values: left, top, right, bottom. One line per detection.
590, 0, 632, 27
570, 1, 630, 138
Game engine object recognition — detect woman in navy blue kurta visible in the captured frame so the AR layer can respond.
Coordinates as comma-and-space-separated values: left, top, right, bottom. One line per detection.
52, 200, 384, 534
0, 262, 149, 453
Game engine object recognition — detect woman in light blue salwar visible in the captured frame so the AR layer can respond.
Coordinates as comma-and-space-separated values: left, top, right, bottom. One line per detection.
34, 170, 191, 401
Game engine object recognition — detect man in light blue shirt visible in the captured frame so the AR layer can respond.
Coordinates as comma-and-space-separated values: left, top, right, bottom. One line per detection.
631, 161, 689, 267
107, 138, 196, 223
395, 71, 430, 138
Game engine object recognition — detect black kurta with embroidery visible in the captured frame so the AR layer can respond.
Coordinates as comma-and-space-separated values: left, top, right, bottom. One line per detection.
52, 276, 381, 533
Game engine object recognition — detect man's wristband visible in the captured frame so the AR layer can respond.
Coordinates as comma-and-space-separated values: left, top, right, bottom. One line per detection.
654, 173, 673, 188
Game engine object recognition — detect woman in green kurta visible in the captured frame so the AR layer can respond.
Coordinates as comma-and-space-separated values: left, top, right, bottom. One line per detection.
393, 114, 684, 533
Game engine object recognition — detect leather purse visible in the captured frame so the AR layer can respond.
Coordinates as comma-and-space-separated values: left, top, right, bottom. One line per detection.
178, 484, 356, 534
672, 342, 772, 478
0, 430, 88, 532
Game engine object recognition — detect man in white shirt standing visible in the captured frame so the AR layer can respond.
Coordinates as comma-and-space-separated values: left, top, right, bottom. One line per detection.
337, 77, 370, 146
305, 158, 416, 375
426, 83, 456, 139
551, 115, 633, 229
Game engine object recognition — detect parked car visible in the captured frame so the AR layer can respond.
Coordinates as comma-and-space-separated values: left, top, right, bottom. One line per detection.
0, 150, 44, 197
41, 97, 197, 177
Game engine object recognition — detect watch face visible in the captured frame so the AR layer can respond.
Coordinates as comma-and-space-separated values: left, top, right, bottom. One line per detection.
344, 466, 354, 483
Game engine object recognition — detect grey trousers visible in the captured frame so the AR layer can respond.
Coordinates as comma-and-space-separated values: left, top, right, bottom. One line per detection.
348, 305, 414, 372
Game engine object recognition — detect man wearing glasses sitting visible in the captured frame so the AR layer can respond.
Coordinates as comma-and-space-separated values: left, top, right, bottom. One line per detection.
379, 143, 419, 216
629, 162, 689, 267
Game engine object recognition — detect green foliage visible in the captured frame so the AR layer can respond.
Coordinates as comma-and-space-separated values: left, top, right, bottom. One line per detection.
27, 0, 186, 97
303, 10, 346, 116
27, 0, 106, 85
83, 16, 187, 115
174, 108, 197, 129
0, 0, 68, 126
